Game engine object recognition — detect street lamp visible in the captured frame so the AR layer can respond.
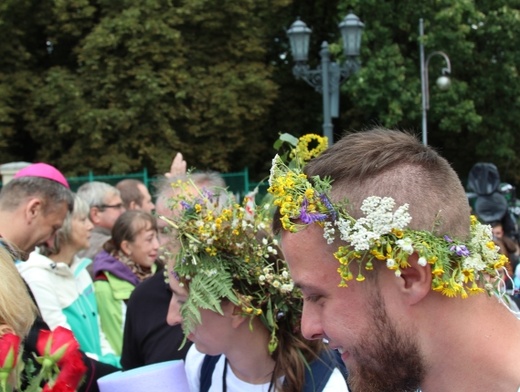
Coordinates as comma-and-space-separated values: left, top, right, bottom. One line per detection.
419, 18, 452, 146
287, 12, 364, 146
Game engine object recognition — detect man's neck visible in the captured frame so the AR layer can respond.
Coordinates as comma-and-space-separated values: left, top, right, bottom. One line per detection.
420, 296, 520, 392
0, 236, 26, 261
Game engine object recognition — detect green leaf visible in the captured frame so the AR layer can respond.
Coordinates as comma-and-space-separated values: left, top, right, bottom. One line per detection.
278, 133, 299, 147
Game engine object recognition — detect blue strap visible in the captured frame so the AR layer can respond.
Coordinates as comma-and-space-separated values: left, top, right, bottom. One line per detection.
200, 354, 221, 392
199, 350, 348, 392
302, 349, 348, 392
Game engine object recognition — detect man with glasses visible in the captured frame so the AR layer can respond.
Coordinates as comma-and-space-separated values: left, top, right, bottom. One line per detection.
77, 182, 125, 265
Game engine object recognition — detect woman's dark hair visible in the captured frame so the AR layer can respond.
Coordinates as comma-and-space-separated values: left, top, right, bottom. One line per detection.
247, 230, 327, 392
104, 210, 157, 253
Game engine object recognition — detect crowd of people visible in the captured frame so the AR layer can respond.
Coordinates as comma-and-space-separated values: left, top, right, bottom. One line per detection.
1, 130, 520, 392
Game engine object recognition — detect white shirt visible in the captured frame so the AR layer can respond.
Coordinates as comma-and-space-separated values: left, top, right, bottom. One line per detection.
184, 345, 349, 392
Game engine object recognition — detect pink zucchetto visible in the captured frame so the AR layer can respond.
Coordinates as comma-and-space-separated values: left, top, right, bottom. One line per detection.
13, 163, 70, 189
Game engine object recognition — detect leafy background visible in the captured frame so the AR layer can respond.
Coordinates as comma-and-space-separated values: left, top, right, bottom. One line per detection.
0, 0, 519, 186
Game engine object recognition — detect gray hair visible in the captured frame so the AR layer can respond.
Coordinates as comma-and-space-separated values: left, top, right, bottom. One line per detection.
0, 176, 73, 213
154, 172, 226, 203
41, 194, 90, 256
77, 181, 120, 208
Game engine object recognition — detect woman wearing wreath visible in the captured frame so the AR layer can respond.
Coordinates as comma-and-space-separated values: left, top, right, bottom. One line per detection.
163, 175, 349, 392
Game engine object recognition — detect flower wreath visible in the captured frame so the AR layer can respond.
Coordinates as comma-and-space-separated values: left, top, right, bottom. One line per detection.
268, 133, 506, 298
162, 179, 301, 354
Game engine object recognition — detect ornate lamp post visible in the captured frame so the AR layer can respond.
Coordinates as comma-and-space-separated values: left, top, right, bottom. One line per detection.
287, 13, 364, 146
419, 18, 452, 146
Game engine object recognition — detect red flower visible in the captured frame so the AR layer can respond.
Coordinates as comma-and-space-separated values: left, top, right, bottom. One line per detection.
41, 351, 86, 392
0, 333, 20, 371
36, 327, 80, 366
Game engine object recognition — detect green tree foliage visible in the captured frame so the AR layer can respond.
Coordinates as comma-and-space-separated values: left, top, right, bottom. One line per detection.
0, 0, 290, 175
0, 0, 519, 185
336, 0, 520, 183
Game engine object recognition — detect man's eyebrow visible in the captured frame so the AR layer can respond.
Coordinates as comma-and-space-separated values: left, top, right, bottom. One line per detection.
294, 282, 320, 293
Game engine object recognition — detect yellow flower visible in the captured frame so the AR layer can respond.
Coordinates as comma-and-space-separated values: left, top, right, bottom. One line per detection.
370, 249, 386, 260
356, 274, 365, 282
462, 269, 475, 283
494, 255, 508, 269
441, 285, 458, 298
204, 247, 217, 256
292, 134, 329, 161
337, 266, 353, 281
468, 283, 485, 295
432, 267, 444, 276
392, 229, 404, 238
485, 241, 495, 250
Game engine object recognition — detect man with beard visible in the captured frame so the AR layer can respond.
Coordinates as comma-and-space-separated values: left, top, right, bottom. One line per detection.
271, 129, 520, 392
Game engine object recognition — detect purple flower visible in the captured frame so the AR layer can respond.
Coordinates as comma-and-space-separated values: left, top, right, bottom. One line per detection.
450, 244, 470, 257
320, 194, 337, 220
300, 198, 328, 224
180, 201, 192, 210
444, 235, 453, 243
202, 189, 214, 199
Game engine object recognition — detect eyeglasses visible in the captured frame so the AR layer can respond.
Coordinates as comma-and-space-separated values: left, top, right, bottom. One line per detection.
97, 203, 124, 211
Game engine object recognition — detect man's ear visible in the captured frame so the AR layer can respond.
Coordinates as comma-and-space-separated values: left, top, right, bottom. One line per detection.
128, 201, 137, 210
25, 198, 43, 223
397, 253, 431, 305
90, 207, 101, 225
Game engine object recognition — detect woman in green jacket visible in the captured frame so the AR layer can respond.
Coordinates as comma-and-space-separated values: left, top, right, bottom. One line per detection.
93, 210, 159, 356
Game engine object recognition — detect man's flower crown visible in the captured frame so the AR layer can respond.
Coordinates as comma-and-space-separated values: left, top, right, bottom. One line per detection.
268, 133, 506, 298
162, 179, 301, 354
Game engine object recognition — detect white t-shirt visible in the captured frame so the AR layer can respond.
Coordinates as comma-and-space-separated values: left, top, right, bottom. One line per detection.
184, 345, 349, 392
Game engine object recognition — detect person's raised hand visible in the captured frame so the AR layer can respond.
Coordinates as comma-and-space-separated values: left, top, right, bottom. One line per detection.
165, 152, 187, 178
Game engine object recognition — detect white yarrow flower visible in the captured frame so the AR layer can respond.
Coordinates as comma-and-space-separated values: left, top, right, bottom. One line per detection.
396, 237, 414, 254
268, 154, 281, 186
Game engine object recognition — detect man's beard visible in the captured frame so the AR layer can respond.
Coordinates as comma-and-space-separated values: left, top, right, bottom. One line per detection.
347, 291, 425, 392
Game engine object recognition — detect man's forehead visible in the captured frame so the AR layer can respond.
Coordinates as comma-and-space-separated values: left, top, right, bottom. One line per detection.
138, 183, 151, 196
104, 193, 122, 203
